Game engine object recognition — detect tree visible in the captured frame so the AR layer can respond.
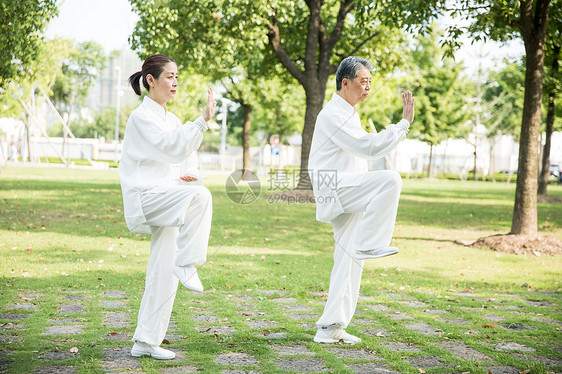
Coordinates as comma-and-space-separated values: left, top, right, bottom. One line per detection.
538, 1, 561, 196
0, 0, 57, 88
49, 41, 106, 157
400, 26, 471, 178
130, 0, 406, 189
0, 38, 71, 162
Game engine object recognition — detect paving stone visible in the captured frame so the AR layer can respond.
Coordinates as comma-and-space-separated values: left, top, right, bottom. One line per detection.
0, 351, 13, 372
32, 366, 76, 374
407, 356, 452, 368
309, 291, 328, 298
501, 323, 537, 331
245, 320, 277, 329
450, 292, 479, 297
231, 296, 255, 302
163, 333, 183, 341
103, 290, 128, 299
0, 323, 24, 331
0, 334, 21, 343
482, 366, 519, 374
214, 352, 258, 366
102, 347, 141, 371
193, 315, 218, 322
271, 345, 315, 356
104, 331, 132, 341
168, 321, 178, 331
367, 304, 392, 312
6, 303, 36, 311
404, 322, 443, 337
363, 328, 391, 338
484, 314, 506, 322
439, 318, 469, 325
58, 304, 86, 314
18, 293, 42, 301
38, 351, 78, 361
495, 305, 522, 310
383, 342, 421, 353
269, 297, 297, 303
262, 290, 289, 296
162, 366, 199, 373
435, 341, 492, 361
101, 300, 126, 309
531, 317, 561, 325
274, 358, 327, 372
387, 313, 413, 320
353, 318, 375, 325
327, 348, 382, 359
43, 325, 84, 335
422, 309, 449, 315
103, 312, 129, 328
494, 343, 535, 352
197, 326, 236, 335
525, 300, 552, 307
262, 332, 286, 339
48, 318, 84, 324
287, 313, 315, 321
61, 295, 86, 302
0, 313, 28, 320
400, 301, 429, 308
345, 362, 399, 373
284, 305, 314, 312
220, 371, 261, 374
511, 353, 562, 367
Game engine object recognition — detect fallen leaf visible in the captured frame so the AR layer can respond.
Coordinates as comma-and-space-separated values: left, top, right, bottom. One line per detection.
161, 339, 170, 344
419, 369, 426, 374
484, 323, 496, 328
69, 347, 78, 353
109, 332, 117, 336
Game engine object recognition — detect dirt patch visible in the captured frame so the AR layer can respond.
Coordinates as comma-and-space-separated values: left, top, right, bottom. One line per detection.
467, 234, 562, 255
537, 194, 562, 203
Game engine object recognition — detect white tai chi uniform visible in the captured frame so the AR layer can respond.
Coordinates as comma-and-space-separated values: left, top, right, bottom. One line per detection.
119, 96, 212, 346
309, 93, 410, 329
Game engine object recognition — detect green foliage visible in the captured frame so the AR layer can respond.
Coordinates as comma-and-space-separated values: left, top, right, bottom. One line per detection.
401, 26, 472, 146
484, 59, 526, 138
50, 41, 106, 112
0, 0, 57, 87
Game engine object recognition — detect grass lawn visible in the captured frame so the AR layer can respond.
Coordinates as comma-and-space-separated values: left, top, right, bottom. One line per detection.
0, 167, 560, 374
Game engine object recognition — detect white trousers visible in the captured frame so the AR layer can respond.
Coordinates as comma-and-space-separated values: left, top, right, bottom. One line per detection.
316, 171, 402, 328
133, 185, 212, 346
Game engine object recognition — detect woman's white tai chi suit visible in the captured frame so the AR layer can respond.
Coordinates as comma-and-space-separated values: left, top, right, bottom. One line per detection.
119, 96, 212, 346
309, 92, 410, 330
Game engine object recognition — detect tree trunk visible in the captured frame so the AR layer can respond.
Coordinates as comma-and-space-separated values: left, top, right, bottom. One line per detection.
538, 91, 555, 195
428, 143, 434, 178
296, 85, 325, 189
511, 0, 550, 235
241, 103, 252, 180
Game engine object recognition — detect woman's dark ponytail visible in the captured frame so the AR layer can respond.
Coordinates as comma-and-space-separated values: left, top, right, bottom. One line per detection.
129, 71, 143, 96
128, 54, 175, 96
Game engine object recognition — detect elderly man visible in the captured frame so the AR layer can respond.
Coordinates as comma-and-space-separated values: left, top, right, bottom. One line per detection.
309, 56, 415, 344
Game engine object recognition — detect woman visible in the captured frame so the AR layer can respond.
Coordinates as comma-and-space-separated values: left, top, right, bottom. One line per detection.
119, 54, 216, 360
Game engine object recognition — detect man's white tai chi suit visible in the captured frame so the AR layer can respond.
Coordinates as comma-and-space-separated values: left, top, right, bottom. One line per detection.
309, 93, 410, 329
119, 96, 212, 346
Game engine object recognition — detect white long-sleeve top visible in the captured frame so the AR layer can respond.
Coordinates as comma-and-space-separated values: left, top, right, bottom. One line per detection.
119, 96, 208, 233
309, 93, 410, 223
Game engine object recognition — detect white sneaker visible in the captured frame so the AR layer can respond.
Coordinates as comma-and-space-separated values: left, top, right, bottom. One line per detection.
356, 247, 398, 260
131, 342, 176, 360
173, 265, 204, 292
313, 326, 361, 344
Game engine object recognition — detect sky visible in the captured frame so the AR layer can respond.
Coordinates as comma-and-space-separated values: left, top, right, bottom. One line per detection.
45, 0, 525, 75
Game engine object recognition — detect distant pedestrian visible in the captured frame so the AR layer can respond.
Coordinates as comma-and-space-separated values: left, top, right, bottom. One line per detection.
119, 54, 216, 360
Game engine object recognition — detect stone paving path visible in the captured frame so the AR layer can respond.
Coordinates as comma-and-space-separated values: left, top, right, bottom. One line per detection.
0, 289, 560, 373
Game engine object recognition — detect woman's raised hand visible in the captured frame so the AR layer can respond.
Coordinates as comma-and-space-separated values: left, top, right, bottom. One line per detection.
203, 87, 216, 122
